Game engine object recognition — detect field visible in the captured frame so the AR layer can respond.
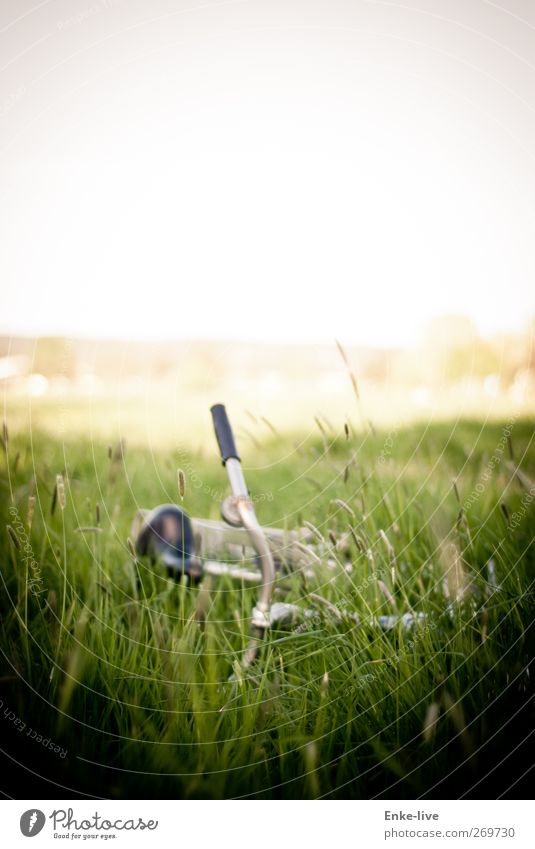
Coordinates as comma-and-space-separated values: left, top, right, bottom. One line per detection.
1, 404, 534, 799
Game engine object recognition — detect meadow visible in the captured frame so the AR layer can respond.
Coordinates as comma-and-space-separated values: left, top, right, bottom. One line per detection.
1, 402, 534, 799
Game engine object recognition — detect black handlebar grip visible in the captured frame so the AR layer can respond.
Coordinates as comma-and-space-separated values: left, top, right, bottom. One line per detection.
210, 404, 240, 464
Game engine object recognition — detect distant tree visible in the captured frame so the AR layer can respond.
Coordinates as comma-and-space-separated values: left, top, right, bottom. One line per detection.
420, 314, 501, 381
423, 314, 478, 350
33, 337, 76, 378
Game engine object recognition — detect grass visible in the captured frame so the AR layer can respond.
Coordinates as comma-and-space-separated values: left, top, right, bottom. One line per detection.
0, 412, 534, 799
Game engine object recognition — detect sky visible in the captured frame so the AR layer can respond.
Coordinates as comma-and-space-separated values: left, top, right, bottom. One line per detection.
0, 0, 534, 347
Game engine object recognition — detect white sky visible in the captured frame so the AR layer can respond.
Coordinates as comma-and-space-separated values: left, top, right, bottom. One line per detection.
0, 0, 534, 347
